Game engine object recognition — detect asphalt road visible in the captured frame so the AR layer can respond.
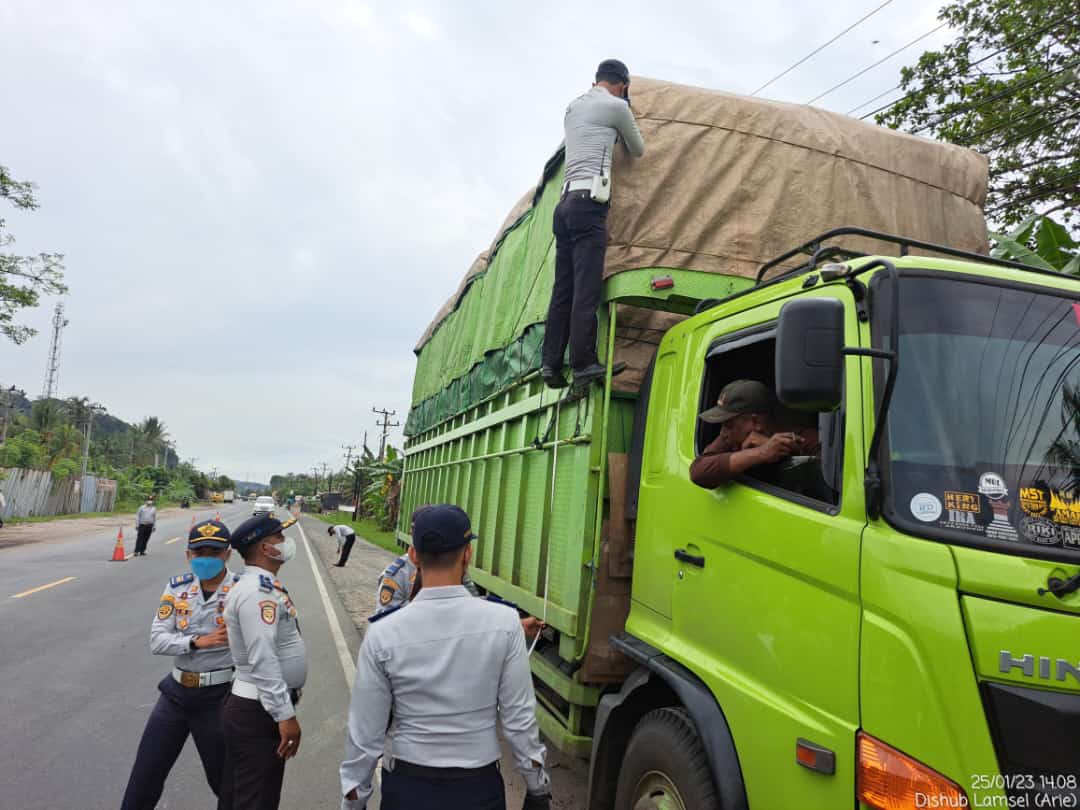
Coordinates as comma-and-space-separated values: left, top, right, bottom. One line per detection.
0, 502, 370, 810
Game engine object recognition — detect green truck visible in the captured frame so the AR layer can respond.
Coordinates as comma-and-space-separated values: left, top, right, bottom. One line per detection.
399, 81, 1080, 809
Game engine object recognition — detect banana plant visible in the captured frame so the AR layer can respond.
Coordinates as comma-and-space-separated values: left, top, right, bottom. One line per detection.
990, 215, 1080, 275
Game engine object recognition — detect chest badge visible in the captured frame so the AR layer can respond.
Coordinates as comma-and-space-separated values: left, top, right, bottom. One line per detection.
260, 600, 277, 624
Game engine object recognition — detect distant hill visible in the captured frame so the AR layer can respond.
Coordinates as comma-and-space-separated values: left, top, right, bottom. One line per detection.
234, 480, 269, 495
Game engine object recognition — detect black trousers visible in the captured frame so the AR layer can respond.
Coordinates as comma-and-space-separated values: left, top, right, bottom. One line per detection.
380, 761, 505, 810
218, 694, 285, 810
336, 533, 356, 566
134, 524, 153, 554
120, 676, 230, 810
542, 193, 610, 373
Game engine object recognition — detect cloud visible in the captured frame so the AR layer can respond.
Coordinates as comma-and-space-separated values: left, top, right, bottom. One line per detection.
0, 0, 949, 482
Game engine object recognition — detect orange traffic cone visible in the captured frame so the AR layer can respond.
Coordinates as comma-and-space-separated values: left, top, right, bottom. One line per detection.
190, 515, 196, 530
110, 527, 127, 561
215, 511, 221, 522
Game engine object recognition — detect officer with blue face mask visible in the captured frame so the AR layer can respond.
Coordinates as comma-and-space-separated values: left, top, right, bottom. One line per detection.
120, 519, 238, 810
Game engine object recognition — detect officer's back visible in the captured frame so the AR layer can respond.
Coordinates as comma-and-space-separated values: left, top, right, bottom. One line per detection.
341, 504, 550, 810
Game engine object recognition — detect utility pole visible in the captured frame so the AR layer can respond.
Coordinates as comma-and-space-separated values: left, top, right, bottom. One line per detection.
0, 385, 24, 445
311, 466, 321, 494
319, 461, 332, 492
372, 407, 400, 461
342, 443, 358, 469
79, 403, 105, 480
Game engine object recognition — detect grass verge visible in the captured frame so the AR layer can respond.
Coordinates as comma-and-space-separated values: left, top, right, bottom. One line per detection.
310, 512, 401, 556
5, 498, 182, 526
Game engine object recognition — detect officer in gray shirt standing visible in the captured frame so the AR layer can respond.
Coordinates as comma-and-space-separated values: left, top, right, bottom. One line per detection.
133, 496, 157, 556
542, 58, 645, 391
218, 514, 306, 810
341, 504, 551, 810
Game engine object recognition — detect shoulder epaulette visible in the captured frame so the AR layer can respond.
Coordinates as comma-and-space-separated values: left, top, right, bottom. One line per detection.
170, 573, 195, 588
485, 594, 520, 611
368, 603, 405, 623
258, 574, 274, 593
385, 556, 407, 576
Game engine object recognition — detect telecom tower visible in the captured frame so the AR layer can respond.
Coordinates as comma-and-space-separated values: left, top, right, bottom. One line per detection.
41, 301, 68, 400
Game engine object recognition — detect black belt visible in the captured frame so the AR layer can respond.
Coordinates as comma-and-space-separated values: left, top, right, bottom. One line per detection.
390, 759, 499, 781
561, 189, 593, 200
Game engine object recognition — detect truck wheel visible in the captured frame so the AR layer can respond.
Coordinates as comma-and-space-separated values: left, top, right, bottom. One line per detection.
614, 707, 721, 810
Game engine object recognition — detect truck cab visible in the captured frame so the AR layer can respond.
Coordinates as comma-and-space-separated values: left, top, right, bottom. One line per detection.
598, 230, 1080, 809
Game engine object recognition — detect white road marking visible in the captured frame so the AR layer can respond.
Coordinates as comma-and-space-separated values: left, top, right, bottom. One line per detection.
296, 521, 356, 688
164, 536, 181, 545
11, 576, 77, 599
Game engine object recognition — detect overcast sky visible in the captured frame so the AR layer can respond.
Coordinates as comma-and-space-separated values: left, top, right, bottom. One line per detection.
0, 0, 950, 483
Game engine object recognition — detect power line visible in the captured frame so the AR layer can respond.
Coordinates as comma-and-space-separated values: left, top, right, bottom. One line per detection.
749, 0, 895, 96
911, 57, 1080, 134
856, 12, 1078, 121
985, 167, 1080, 214
985, 109, 1080, 152
806, 23, 948, 105
846, 83, 901, 115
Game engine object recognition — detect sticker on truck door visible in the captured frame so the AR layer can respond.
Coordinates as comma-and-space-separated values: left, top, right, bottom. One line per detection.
978, 472, 1019, 542
909, 493, 942, 522
940, 490, 983, 533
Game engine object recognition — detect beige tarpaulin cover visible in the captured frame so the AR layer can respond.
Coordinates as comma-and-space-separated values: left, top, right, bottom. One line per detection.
417, 76, 988, 353
406, 77, 990, 428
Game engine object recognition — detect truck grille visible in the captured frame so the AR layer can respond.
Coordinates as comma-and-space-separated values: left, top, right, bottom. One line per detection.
981, 681, 1080, 803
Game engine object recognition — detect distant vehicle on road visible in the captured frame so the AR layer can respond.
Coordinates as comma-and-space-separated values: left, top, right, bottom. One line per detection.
252, 496, 275, 517
222, 490, 235, 503
209, 492, 224, 504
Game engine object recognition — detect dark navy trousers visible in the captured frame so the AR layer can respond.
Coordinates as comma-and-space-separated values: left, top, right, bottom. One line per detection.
380, 762, 505, 810
120, 675, 230, 810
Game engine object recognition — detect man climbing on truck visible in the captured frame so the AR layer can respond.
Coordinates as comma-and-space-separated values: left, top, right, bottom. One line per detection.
689, 379, 803, 489
541, 58, 645, 392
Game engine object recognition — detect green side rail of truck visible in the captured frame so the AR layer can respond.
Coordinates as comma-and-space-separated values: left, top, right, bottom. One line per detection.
398, 227, 1080, 810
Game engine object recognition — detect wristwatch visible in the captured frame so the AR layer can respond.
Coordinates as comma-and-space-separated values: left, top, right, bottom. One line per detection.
189, 636, 199, 652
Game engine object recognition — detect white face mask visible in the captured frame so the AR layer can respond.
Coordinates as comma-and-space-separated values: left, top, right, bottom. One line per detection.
265, 536, 297, 564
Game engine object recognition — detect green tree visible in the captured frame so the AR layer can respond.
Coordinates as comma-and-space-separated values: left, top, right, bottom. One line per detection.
990, 214, 1080, 271
877, 0, 1079, 229
0, 166, 67, 343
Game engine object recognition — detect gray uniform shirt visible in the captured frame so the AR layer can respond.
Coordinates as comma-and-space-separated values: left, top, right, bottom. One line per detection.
136, 504, 157, 526
223, 564, 308, 721
150, 571, 239, 672
341, 585, 550, 805
374, 555, 479, 615
331, 524, 353, 552
563, 85, 646, 185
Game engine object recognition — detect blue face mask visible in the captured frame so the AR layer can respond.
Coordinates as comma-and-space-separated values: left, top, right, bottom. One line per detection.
190, 556, 225, 580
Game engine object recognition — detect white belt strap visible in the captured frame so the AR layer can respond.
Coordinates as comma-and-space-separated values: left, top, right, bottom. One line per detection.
231, 679, 260, 700
563, 179, 593, 193
172, 667, 234, 688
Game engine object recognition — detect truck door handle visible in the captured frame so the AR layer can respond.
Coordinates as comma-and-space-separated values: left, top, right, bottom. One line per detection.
674, 549, 705, 568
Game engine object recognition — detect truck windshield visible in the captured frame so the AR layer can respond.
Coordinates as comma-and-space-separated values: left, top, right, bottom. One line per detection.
882, 273, 1080, 556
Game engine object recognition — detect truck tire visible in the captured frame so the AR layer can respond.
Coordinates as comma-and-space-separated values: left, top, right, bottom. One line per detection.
614, 707, 721, 810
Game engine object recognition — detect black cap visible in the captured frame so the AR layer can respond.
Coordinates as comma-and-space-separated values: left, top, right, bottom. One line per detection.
596, 58, 630, 85
231, 514, 297, 549
412, 504, 476, 554
699, 380, 775, 424
189, 519, 231, 550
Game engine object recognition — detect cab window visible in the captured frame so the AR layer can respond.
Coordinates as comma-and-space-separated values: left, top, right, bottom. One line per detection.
696, 328, 842, 508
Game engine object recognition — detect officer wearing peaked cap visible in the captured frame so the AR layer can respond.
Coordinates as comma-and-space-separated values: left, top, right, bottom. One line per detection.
341, 504, 551, 810
120, 519, 239, 810
218, 513, 306, 810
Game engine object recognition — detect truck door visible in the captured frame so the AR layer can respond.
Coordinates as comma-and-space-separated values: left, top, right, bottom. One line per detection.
670, 288, 865, 809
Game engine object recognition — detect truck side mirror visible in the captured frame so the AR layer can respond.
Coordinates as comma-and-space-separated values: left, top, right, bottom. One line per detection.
775, 298, 844, 411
